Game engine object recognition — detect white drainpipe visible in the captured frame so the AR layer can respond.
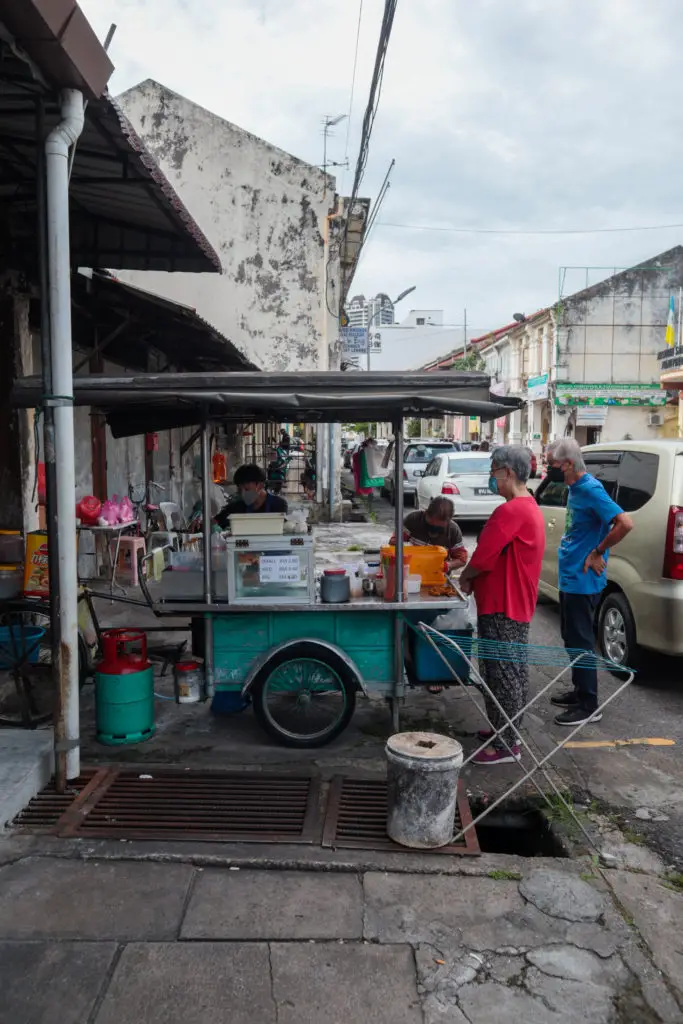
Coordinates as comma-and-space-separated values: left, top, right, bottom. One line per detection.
46, 89, 84, 779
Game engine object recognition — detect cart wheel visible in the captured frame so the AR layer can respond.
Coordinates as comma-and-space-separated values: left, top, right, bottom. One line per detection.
251, 641, 357, 748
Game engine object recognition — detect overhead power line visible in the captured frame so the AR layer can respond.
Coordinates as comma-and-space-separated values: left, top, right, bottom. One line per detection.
340, 0, 364, 194
375, 220, 683, 236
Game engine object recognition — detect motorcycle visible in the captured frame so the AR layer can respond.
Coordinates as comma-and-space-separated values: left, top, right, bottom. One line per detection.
266, 444, 293, 495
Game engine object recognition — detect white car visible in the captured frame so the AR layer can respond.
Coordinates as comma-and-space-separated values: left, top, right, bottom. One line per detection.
417, 451, 505, 520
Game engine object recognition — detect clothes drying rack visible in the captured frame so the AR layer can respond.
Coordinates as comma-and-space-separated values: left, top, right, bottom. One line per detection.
417, 624, 636, 850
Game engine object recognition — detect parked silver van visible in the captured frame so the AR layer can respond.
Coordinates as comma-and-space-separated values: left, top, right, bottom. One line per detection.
536, 439, 683, 667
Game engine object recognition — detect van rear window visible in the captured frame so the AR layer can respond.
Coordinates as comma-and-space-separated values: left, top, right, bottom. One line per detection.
617, 452, 659, 512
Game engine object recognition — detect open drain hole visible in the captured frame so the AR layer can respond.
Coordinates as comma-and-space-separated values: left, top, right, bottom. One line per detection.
416, 740, 437, 749
472, 807, 569, 858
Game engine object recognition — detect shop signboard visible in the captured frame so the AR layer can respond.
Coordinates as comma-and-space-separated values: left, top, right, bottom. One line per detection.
527, 373, 549, 401
555, 383, 666, 407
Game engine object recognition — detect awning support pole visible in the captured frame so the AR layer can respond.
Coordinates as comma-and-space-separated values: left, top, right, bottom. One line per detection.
392, 416, 405, 731
201, 418, 215, 698
46, 89, 85, 782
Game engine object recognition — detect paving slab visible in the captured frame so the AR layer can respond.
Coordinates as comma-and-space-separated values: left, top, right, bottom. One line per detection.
519, 867, 606, 923
0, 857, 193, 940
363, 872, 524, 946
0, 729, 53, 829
457, 981, 576, 1024
270, 941, 422, 1024
94, 942, 274, 1024
607, 870, 683, 1001
181, 868, 362, 940
0, 941, 116, 1024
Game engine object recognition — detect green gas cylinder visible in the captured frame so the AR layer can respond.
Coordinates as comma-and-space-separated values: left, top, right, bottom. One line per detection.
95, 629, 155, 745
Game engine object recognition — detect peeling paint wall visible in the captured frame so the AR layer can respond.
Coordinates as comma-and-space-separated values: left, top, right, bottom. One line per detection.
116, 80, 340, 372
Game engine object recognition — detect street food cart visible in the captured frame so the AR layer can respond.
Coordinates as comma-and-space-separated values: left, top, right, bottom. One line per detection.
14, 371, 522, 747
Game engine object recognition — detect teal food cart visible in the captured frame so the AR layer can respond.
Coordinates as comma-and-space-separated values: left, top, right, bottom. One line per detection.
15, 369, 522, 747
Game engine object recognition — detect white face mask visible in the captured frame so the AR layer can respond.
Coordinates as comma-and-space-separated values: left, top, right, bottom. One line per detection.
241, 488, 259, 507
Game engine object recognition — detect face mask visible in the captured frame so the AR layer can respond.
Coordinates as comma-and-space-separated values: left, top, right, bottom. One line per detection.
488, 475, 499, 495
547, 467, 565, 483
242, 488, 259, 507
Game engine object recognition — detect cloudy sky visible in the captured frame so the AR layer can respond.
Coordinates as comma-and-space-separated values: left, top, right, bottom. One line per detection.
81, 0, 683, 352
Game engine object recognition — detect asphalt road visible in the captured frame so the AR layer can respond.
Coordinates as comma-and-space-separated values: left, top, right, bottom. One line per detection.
344, 483, 683, 868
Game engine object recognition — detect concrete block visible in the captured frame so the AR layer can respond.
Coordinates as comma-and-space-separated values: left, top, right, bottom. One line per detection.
0, 941, 115, 1024
0, 729, 54, 829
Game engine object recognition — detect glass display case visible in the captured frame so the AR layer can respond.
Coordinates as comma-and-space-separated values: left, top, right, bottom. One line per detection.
226, 536, 315, 605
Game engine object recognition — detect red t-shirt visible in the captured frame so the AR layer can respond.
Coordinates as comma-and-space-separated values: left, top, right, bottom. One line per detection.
469, 496, 545, 623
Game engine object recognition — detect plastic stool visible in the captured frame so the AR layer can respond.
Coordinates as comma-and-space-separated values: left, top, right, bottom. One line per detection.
110, 536, 146, 586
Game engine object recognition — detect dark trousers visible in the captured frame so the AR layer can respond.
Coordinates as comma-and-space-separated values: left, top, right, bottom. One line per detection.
559, 592, 599, 711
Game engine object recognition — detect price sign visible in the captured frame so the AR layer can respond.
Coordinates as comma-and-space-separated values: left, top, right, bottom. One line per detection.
259, 555, 301, 584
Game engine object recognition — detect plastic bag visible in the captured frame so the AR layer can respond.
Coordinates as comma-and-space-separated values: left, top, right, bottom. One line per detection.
432, 596, 477, 632
118, 496, 134, 523
76, 496, 101, 526
98, 498, 119, 526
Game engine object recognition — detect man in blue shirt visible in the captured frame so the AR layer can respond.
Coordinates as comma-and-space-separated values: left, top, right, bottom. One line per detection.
546, 439, 633, 726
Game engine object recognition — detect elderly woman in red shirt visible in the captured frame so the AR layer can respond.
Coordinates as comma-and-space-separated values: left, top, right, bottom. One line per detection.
458, 446, 545, 766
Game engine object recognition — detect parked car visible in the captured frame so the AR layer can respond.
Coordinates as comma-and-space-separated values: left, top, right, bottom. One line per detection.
416, 451, 504, 520
536, 439, 683, 668
382, 440, 460, 506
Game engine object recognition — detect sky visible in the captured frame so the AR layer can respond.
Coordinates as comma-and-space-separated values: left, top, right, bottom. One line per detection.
81, 0, 683, 354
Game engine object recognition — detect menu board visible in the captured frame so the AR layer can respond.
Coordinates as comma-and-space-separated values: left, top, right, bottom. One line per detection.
259, 554, 301, 584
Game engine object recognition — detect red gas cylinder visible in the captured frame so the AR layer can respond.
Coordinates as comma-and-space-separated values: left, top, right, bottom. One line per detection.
97, 629, 150, 674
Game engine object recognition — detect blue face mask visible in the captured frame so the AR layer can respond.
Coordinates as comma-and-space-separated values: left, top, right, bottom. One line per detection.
488, 475, 498, 495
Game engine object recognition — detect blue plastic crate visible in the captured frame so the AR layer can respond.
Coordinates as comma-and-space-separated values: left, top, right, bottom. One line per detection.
413, 627, 473, 684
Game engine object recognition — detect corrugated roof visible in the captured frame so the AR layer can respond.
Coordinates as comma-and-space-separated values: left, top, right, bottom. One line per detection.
0, 35, 221, 272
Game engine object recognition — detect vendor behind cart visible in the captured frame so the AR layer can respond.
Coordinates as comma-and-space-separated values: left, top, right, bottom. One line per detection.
390, 496, 468, 571
216, 464, 287, 529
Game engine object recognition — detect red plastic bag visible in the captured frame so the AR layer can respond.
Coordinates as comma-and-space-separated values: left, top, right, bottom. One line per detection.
76, 496, 102, 526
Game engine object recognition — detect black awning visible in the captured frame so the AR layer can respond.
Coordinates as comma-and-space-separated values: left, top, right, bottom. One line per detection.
13, 370, 525, 436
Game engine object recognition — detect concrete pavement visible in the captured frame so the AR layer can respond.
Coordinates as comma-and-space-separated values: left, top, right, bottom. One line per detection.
0, 855, 681, 1023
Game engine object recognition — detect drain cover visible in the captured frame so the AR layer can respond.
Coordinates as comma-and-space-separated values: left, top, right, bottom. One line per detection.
15, 768, 322, 845
322, 776, 480, 855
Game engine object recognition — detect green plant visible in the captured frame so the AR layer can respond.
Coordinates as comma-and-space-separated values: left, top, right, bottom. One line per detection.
661, 872, 683, 894
622, 829, 645, 846
450, 350, 485, 372
406, 418, 422, 438
488, 869, 522, 881
347, 544, 364, 552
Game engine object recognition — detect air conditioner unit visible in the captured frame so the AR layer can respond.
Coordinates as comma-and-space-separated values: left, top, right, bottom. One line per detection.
648, 412, 664, 427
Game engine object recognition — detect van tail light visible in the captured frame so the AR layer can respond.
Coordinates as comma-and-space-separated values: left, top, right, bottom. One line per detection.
663, 506, 683, 580
403, 469, 408, 479
442, 481, 460, 495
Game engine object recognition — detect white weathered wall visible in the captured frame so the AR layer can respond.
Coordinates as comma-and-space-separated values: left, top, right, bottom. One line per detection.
116, 80, 339, 372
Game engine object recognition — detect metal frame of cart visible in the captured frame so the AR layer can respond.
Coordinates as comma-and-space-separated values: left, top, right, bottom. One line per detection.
14, 370, 523, 748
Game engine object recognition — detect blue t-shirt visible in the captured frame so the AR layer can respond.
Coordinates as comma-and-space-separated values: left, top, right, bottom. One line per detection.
558, 473, 623, 595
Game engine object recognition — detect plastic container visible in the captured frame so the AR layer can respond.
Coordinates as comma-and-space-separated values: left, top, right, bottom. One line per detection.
412, 626, 473, 683
95, 629, 154, 745
406, 573, 422, 595
0, 625, 45, 670
381, 545, 447, 587
174, 660, 205, 704
349, 573, 363, 599
0, 530, 23, 565
228, 513, 285, 536
386, 731, 464, 849
0, 565, 23, 599
382, 551, 413, 602
321, 569, 350, 603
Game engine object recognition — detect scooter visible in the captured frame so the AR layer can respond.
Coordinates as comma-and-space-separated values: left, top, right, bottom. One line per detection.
267, 444, 293, 494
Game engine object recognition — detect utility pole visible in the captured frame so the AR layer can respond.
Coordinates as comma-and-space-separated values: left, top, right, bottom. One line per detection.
463, 308, 467, 353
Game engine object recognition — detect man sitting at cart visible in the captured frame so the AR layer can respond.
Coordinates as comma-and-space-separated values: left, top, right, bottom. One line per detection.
390, 497, 468, 572
216, 464, 288, 529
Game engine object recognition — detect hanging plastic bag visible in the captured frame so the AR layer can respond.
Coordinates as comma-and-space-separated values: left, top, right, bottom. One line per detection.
98, 499, 119, 526
432, 595, 477, 632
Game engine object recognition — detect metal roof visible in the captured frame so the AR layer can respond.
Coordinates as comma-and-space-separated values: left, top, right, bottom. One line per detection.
0, 35, 222, 273
13, 370, 525, 437
70, 270, 257, 373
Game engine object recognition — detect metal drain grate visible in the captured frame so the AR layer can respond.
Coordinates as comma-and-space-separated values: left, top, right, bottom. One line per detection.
322, 776, 480, 855
12, 769, 100, 832
70, 769, 322, 844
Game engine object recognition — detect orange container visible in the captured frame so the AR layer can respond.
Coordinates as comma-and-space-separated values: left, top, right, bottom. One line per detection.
380, 545, 447, 587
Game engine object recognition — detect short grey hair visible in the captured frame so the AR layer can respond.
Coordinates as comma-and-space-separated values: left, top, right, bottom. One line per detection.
550, 438, 585, 472
490, 445, 531, 483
